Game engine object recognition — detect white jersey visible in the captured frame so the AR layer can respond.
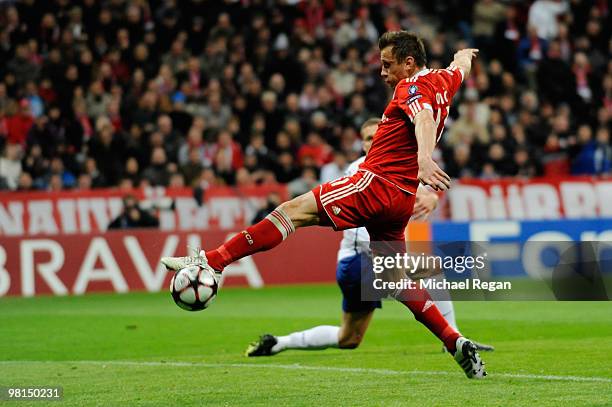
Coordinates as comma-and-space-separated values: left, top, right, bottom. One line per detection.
337, 156, 371, 262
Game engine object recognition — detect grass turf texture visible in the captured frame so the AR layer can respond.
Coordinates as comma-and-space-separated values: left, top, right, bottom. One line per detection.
1, 285, 611, 406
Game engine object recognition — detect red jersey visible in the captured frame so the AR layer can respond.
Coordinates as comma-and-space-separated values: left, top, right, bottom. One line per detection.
360, 66, 464, 194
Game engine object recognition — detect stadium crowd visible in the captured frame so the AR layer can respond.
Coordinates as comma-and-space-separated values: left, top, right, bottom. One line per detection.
0, 0, 610, 194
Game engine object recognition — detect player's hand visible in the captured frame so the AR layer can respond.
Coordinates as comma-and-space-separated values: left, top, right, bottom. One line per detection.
452, 48, 479, 77
418, 157, 451, 191
453, 48, 479, 61
412, 191, 439, 220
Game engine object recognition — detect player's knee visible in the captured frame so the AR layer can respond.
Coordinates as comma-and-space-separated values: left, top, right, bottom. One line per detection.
277, 200, 299, 224
339, 341, 360, 349
278, 194, 318, 227
338, 332, 364, 349
278, 200, 296, 216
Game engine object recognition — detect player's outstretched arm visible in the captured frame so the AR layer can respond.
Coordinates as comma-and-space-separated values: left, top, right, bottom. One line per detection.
450, 48, 479, 79
414, 109, 451, 191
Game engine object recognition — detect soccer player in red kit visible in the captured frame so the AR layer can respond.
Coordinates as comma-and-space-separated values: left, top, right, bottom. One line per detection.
163, 31, 486, 378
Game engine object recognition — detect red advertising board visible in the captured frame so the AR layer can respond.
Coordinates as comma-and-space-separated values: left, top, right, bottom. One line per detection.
4, 176, 610, 238
0, 185, 287, 237
447, 176, 612, 221
0, 227, 341, 297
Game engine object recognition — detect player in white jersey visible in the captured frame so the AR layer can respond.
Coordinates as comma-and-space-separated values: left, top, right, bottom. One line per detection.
246, 118, 493, 356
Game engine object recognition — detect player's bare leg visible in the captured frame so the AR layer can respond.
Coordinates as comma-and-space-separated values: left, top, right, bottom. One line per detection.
338, 310, 375, 349
245, 310, 374, 356
161, 191, 320, 272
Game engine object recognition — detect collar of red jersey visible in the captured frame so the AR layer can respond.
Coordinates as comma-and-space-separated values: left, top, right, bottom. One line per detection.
407, 68, 430, 82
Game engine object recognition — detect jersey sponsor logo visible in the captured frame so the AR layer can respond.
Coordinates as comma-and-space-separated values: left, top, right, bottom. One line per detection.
408, 84, 418, 95
332, 205, 342, 215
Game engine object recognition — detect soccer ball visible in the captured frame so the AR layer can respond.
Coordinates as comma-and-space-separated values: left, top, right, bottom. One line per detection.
170, 265, 218, 311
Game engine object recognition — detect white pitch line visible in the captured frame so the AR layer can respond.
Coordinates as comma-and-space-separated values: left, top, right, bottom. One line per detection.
1, 360, 611, 384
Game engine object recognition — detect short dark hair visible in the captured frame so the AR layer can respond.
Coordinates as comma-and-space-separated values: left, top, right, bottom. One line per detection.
378, 31, 427, 67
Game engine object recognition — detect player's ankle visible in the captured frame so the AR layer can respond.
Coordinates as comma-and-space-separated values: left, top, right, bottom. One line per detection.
445, 333, 461, 355
205, 249, 225, 272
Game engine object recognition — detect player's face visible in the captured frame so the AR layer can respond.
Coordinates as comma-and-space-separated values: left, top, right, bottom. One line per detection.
380, 46, 414, 88
361, 125, 376, 154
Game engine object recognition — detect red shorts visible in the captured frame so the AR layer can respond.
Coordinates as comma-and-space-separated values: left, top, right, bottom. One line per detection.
312, 170, 416, 242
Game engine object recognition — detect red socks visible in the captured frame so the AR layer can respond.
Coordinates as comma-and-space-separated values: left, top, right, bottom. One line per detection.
399, 287, 461, 353
206, 209, 295, 271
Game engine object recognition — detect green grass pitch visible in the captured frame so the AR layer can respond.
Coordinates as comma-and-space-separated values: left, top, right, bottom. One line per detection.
1, 285, 611, 406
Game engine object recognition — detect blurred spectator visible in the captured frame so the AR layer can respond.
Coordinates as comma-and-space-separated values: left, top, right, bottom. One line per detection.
571, 126, 612, 175
108, 194, 159, 230
288, 167, 319, 198
0, 144, 22, 190
88, 120, 123, 185
178, 127, 205, 166
298, 132, 333, 167
169, 173, 185, 188
480, 162, 499, 179
7, 43, 39, 87
142, 147, 170, 186
245, 133, 274, 170
46, 157, 76, 189
330, 61, 356, 97
48, 173, 63, 191
275, 151, 300, 183
122, 157, 141, 187
180, 148, 204, 187
487, 143, 515, 175
572, 52, 595, 103
352, 8, 378, 44
537, 40, 576, 105
214, 130, 243, 173
320, 151, 348, 183
17, 172, 33, 191
83, 158, 108, 188
200, 93, 231, 131
472, 0, 506, 57
447, 101, 489, 148
86, 81, 111, 119
251, 192, 283, 224
345, 94, 371, 130
77, 173, 92, 190
492, 5, 521, 73
518, 25, 548, 77
260, 90, 284, 147
24, 81, 44, 118
512, 147, 539, 177
6, 99, 34, 146
528, 0, 568, 41
157, 114, 182, 163
445, 143, 476, 179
